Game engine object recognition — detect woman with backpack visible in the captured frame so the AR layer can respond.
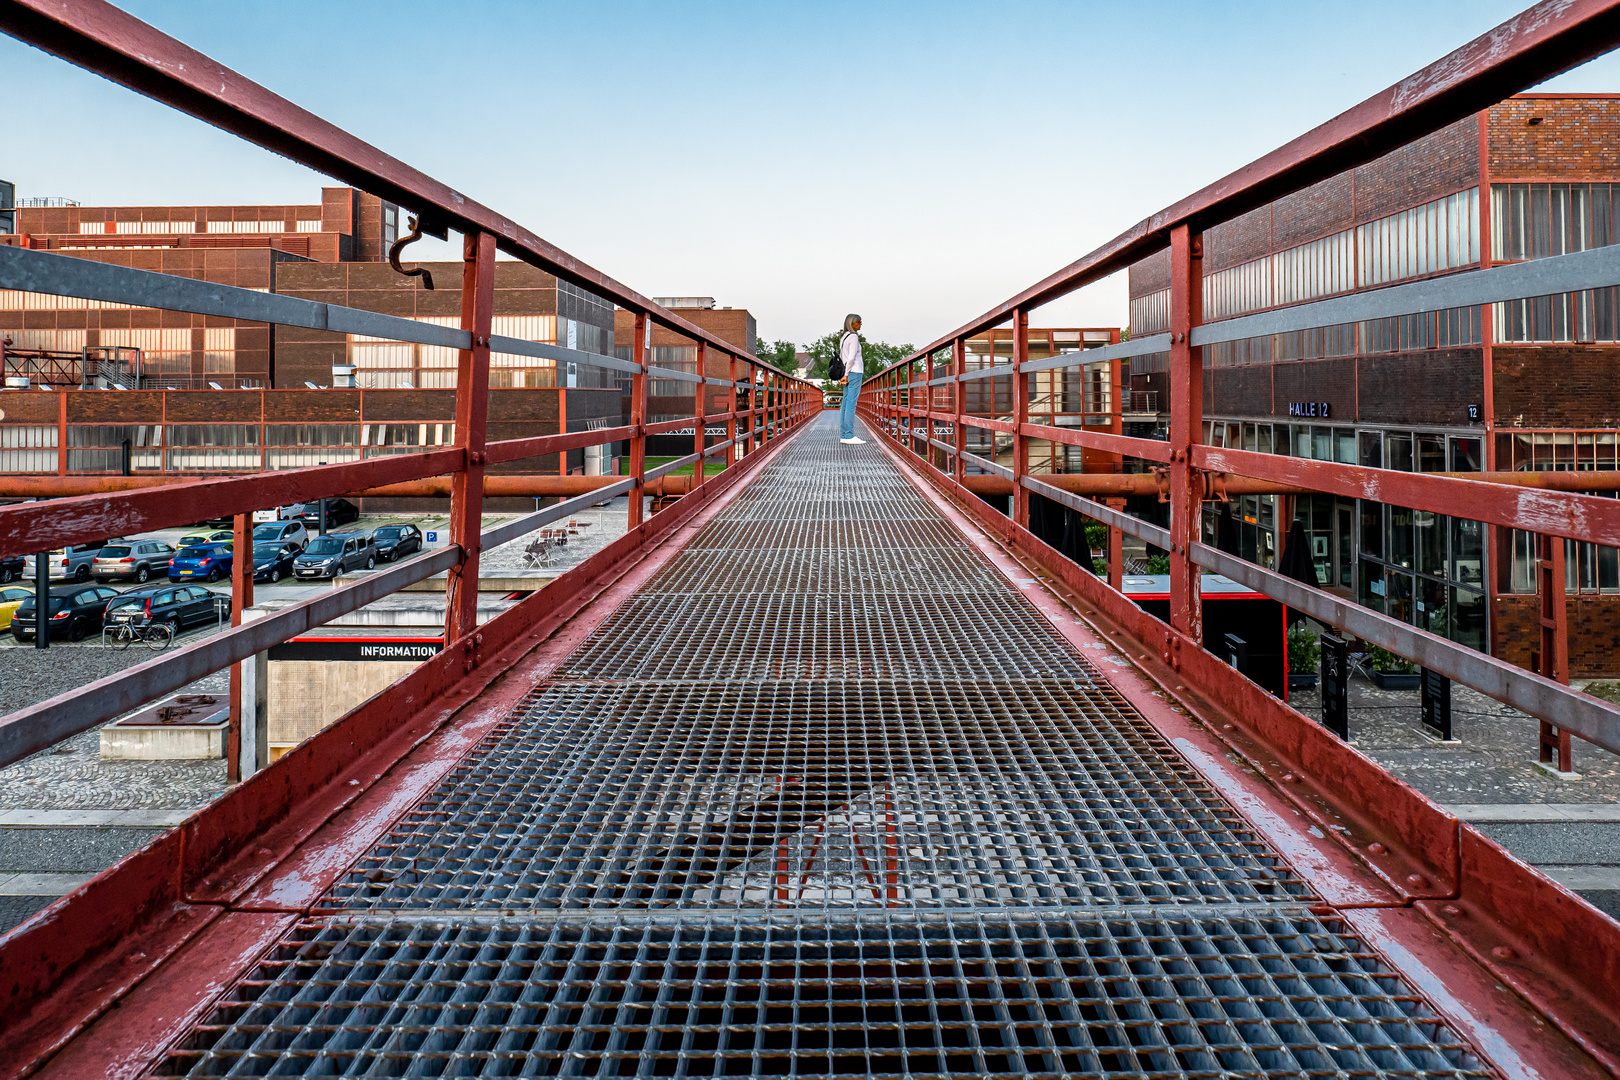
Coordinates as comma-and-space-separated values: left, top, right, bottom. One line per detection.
835, 313, 864, 445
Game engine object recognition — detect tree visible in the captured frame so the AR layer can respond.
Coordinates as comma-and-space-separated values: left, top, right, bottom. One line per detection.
803, 331, 916, 383
754, 337, 797, 371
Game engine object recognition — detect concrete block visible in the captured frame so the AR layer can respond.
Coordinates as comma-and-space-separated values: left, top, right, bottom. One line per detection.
100, 717, 227, 760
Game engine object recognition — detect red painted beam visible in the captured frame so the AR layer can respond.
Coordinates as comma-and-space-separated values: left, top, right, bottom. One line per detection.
0, 448, 464, 560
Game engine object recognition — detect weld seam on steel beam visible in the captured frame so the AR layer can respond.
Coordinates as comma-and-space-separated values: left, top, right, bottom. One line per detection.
1189, 540, 1620, 754
1023, 475, 1172, 548
478, 481, 636, 551
0, 245, 470, 351
1193, 245, 1620, 346
0, 544, 462, 769
1021, 334, 1173, 374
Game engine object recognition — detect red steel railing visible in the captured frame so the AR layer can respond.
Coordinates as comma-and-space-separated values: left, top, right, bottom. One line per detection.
0, 3, 815, 1063
861, 0, 1620, 1062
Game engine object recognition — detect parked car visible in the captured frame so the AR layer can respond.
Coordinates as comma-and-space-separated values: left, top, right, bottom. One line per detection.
168, 542, 234, 583
11, 585, 121, 642
293, 532, 376, 579
178, 530, 234, 548
251, 542, 300, 583
0, 555, 24, 583
104, 584, 229, 636
252, 519, 309, 550
0, 585, 35, 630
371, 523, 423, 562
92, 539, 177, 583
24, 542, 123, 583
288, 499, 360, 531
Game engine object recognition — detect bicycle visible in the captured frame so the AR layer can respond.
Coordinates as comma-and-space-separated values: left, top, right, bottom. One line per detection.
105, 619, 174, 652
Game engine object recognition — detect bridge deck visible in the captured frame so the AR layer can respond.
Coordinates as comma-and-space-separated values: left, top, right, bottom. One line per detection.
65, 415, 1584, 1077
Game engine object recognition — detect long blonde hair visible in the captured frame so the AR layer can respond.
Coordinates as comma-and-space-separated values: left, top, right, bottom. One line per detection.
843, 313, 861, 333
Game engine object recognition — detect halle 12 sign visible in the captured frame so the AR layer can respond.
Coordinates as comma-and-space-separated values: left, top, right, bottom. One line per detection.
1287, 401, 1330, 418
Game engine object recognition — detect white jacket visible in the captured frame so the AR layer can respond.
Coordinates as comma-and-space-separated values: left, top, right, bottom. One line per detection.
839, 331, 863, 375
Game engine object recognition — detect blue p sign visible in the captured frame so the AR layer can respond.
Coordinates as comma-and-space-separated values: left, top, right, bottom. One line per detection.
426, 531, 438, 543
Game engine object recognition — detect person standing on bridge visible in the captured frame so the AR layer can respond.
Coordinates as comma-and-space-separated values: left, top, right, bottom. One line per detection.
838, 313, 865, 445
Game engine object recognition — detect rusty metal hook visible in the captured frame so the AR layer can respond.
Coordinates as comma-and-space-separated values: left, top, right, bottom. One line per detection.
388, 214, 433, 290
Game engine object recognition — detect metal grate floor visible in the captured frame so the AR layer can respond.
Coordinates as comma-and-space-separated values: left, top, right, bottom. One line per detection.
152, 415, 1495, 1077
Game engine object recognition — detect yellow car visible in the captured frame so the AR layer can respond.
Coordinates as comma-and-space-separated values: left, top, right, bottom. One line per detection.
0, 585, 37, 631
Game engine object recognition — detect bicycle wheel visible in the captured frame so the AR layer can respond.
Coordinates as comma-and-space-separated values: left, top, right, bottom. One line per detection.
109, 624, 135, 651
142, 622, 174, 651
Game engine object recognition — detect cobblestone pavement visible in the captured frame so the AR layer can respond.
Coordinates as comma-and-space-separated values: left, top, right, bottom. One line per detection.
480, 497, 630, 572
0, 629, 231, 812
1288, 674, 1620, 805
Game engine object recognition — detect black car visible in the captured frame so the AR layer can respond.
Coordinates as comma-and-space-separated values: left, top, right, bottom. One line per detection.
252, 542, 300, 583
294, 532, 376, 579
289, 499, 360, 531
0, 555, 23, 583
371, 523, 423, 562
104, 584, 230, 635
11, 584, 121, 642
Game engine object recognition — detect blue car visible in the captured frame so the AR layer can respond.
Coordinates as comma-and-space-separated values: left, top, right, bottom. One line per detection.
168, 542, 233, 583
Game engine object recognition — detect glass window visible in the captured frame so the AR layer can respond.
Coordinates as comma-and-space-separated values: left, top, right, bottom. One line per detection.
1418, 576, 1449, 637
1449, 437, 1482, 472
1295, 426, 1311, 458
1387, 571, 1415, 624
1386, 433, 1413, 472
1387, 506, 1414, 568
1359, 560, 1385, 614
1415, 511, 1446, 577
1452, 587, 1487, 652
1335, 429, 1356, 464
1417, 434, 1446, 473
1313, 427, 1332, 461
1360, 501, 1383, 559
1359, 431, 1383, 468
1451, 518, 1484, 589
1256, 425, 1272, 454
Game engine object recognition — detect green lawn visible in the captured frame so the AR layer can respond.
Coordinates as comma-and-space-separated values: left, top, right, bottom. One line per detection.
619, 456, 727, 477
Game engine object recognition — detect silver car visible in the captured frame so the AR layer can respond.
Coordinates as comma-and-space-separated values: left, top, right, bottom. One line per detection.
252, 519, 309, 550
25, 541, 123, 583
92, 539, 178, 583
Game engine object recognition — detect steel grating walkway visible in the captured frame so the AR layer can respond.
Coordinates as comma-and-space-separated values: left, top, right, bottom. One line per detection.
155, 414, 1491, 1078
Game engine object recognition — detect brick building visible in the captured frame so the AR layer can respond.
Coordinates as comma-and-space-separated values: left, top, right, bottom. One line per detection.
0, 188, 625, 508
1125, 94, 1620, 675
612, 298, 758, 456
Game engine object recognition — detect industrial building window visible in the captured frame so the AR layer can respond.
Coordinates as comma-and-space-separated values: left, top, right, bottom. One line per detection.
1498, 428, 1620, 594
0, 424, 57, 473
1128, 290, 1169, 336
164, 424, 260, 472
1492, 182, 1620, 342
1358, 189, 1479, 287
66, 424, 163, 473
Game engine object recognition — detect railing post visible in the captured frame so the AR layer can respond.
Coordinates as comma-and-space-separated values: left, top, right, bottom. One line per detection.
1012, 307, 1030, 528
445, 230, 495, 647
1107, 497, 1126, 591
727, 351, 738, 468
1536, 533, 1573, 773
694, 341, 706, 493
628, 312, 648, 530
953, 339, 966, 483
227, 511, 254, 782
1168, 223, 1204, 644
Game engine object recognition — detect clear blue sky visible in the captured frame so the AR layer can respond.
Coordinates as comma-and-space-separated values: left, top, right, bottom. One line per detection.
2, 1, 1617, 348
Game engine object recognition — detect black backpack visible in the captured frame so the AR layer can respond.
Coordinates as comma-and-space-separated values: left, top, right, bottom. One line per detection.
829, 331, 849, 381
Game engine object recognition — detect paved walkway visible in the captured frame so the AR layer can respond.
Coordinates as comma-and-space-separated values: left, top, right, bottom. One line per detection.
146, 414, 1502, 1078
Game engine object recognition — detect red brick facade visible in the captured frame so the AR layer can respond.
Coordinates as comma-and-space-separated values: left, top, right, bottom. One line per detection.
1488, 96, 1620, 179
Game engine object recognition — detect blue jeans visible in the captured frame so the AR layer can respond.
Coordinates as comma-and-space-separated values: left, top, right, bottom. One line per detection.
840, 370, 863, 440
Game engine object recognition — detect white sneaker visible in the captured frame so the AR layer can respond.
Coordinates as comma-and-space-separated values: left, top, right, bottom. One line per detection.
840, 437, 866, 445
